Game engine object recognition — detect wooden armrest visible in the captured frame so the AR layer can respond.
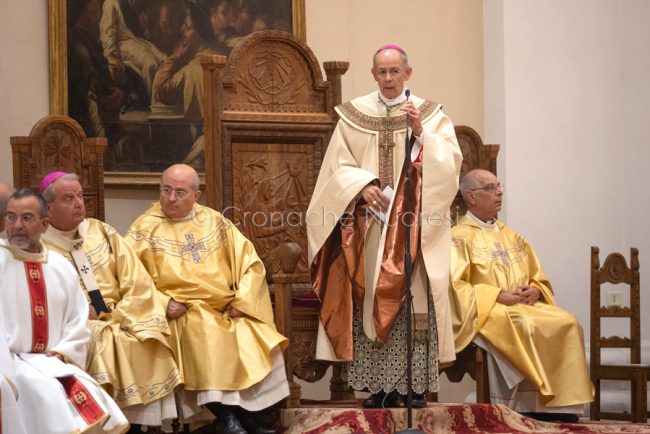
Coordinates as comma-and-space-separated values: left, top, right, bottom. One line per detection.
271, 273, 310, 284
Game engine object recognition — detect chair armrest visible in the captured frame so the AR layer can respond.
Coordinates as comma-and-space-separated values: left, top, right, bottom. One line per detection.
271, 273, 310, 337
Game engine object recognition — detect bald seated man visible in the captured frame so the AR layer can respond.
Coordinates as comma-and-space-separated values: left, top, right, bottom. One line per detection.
0, 181, 16, 235
449, 169, 593, 422
126, 164, 289, 434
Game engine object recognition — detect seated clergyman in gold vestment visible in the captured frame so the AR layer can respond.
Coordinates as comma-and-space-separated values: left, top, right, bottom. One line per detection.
39, 172, 182, 428
307, 44, 463, 408
450, 169, 594, 421
126, 164, 288, 434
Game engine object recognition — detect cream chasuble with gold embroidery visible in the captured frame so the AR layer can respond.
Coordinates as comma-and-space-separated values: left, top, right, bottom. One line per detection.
307, 90, 462, 365
450, 215, 594, 407
42, 218, 181, 411
126, 203, 288, 394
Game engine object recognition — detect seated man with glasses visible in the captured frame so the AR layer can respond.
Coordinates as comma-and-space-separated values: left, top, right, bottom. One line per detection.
39, 172, 181, 430
126, 164, 288, 434
449, 169, 593, 422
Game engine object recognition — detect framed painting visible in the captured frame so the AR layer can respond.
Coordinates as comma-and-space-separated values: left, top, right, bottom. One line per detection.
48, 0, 306, 187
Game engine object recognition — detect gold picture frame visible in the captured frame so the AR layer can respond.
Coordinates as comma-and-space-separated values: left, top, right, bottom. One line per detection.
48, 0, 306, 187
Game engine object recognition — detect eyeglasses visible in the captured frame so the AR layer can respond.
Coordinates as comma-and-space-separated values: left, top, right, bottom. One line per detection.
5, 213, 38, 224
160, 186, 191, 199
469, 183, 505, 193
375, 68, 404, 77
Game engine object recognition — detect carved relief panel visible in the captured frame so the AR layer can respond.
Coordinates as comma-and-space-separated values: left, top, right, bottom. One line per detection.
230, 142, 313, 273
222, 35, 328, 113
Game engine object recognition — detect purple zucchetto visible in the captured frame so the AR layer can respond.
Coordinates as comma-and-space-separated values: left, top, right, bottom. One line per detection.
39, 171, 67, 194
375, 44, 407, 55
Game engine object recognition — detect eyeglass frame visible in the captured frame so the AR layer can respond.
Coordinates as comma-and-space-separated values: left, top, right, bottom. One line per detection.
4, 212, 41, 224
159, 185, 193, 199
374, 67, 406, 77
468, 183, 505, 193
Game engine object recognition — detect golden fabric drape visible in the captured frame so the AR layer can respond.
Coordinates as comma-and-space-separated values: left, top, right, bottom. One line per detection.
126, 203, 287, 391
450, 216, 594, 406
43, 219, 181, 407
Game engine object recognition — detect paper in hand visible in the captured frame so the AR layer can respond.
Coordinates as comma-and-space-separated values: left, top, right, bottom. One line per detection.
369, 186, 394, 224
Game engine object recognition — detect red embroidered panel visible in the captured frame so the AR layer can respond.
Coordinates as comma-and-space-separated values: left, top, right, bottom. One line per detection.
59, 376, 105, 425
24, 262, 48, 353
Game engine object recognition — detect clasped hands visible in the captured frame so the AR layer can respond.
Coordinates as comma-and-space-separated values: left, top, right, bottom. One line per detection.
496, 285, 541, 306
166, 299, 245, 319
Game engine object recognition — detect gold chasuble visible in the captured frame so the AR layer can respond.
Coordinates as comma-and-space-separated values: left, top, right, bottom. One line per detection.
307, 90, 462, 368
42, 218, 181, 408
450, 215, 594, 406
126, 203, 287, 391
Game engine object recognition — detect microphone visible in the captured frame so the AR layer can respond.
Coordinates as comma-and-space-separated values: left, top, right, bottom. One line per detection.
404, 89, 411, 133
405, 89, 411, 131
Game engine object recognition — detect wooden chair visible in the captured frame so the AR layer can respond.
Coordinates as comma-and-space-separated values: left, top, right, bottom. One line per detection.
434, 344, 489, 403
201, 30, 349, 407
10, 115, 106, 220
590, 246, 648, 422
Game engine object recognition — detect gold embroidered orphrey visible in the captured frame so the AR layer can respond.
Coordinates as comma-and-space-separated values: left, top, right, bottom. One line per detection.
337, 100, 439, 188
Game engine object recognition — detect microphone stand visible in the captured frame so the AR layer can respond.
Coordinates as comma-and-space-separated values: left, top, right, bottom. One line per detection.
395, 91, 426, 434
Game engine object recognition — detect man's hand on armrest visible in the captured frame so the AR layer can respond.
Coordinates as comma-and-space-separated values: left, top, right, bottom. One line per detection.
166, 299, 188, 319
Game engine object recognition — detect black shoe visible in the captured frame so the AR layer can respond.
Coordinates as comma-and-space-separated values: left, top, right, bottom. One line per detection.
215, 413, 248, 434
522, 412, 579, 423
410, 393, 427, 408
363, 391, 400, 408
241, 424, 277, 434
236, 408, 278, 434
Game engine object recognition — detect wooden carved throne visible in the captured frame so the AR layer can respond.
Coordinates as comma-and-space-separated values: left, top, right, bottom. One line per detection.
10, 115, 106, 220
201, 30, 349, 407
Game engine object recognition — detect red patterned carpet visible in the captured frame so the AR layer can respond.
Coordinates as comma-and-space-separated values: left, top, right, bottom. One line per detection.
278, 403, 650, 434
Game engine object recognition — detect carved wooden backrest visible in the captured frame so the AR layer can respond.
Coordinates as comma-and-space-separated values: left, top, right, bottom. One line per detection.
202, 31, 348, 273
10, 115, 106, 220
451, 125, 500, 223
589, 246, 647, 422
590, 246, 641, 367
